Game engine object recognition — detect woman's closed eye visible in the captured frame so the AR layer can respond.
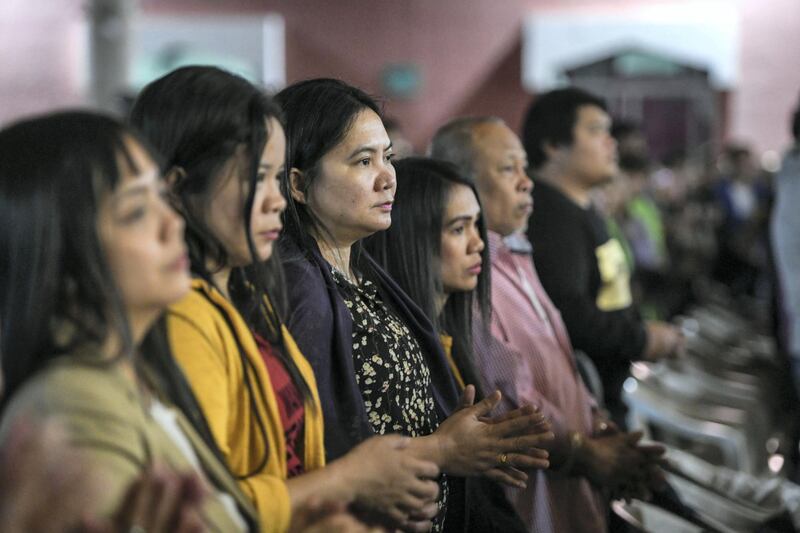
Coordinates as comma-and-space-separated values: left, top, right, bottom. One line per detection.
450, 224, 465, 235
256, 170, 281, 187
118, 205, 146, 224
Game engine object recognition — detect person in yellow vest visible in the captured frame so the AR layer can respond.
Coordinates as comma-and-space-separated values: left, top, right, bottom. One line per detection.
130, 66, 441, 533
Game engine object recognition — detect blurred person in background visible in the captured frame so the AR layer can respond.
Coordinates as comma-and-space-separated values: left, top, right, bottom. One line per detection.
605, 120, 674, 319
772, 101, 800, 400
712, 144, 773, 298
610, 120, 648, 162
655, 150, 720, 298
609, 122, 669, 278
521, 88, 683, 423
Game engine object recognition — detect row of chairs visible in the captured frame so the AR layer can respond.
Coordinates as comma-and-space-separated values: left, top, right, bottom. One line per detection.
618, 292, 800, 531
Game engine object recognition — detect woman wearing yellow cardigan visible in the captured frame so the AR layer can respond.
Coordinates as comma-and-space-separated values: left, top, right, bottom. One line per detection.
130, 66, 440, 533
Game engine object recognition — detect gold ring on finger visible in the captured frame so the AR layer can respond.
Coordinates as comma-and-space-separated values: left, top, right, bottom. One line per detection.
498, 452, 508, 465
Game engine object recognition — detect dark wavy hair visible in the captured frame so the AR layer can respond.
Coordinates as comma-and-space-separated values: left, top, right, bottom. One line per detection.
0, 111, 145, 402
274, 78, 382, 268
130, 66, 310, 478
521, 87, 607, 170
365, 157, 490, 395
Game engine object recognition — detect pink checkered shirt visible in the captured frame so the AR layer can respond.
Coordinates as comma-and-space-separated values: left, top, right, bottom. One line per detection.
473, 231, 607, 533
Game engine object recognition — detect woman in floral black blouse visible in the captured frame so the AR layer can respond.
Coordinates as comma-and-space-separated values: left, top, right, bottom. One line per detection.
277, 79, 553, 532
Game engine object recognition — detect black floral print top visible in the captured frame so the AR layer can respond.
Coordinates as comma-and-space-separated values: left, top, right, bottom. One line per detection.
331, 267, 448, 530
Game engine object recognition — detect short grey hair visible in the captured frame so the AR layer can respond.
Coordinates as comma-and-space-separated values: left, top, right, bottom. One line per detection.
428, 116, 504, 181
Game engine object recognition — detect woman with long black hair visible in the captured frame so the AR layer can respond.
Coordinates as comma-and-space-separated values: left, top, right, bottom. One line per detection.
0, 111, 256, 531
365, 157, 538, 533
276, 78, 553, 531
365, 158, 490, 392
131, 66, 441, 533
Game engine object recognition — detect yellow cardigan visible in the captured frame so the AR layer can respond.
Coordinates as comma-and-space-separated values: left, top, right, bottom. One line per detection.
167, 279, 325, 533
439, 333, 466, 391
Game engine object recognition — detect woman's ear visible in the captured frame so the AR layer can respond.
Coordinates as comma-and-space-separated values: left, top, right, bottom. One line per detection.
288, 168, 307, 204
164, 166, 187, 192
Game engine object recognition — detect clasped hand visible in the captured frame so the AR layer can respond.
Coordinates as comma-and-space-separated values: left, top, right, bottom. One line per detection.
580, 430, 666, 501
429, 385, 554, 489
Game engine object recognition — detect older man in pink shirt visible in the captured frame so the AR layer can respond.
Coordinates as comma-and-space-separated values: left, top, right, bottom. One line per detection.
430, 117, 664, 533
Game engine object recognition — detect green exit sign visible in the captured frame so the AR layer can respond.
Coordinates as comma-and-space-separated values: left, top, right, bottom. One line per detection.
381, 64, 422, 99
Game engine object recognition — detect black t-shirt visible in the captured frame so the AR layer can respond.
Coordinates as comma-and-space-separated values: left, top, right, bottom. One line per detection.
527, 179, 646, 399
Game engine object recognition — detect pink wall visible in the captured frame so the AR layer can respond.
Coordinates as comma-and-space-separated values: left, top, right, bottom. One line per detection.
732, 0, 800, 154
4, 0, 800, 155
141, 0, 535, 149
0, 0, 85, 126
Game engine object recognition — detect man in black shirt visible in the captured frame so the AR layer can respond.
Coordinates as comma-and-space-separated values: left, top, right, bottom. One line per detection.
522, 88, 682, 417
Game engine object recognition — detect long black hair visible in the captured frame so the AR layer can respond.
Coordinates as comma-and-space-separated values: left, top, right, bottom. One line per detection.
365, 157, 491, 395
275, 78, 382, 270
0, 111, 143, 403
0, 111, 258, 530
130, 66, 289, 333
130, 66, 311, 477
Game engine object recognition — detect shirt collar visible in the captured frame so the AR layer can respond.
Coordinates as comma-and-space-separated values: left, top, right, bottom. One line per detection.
487, 230, 534, 264
504, 231, 534, 254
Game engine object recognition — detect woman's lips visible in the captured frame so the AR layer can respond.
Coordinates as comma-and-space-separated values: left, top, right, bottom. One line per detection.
258, 228, 282, 241
169, 253, 189, 272
375, 202, 393, 212
467, 263, 482, 275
